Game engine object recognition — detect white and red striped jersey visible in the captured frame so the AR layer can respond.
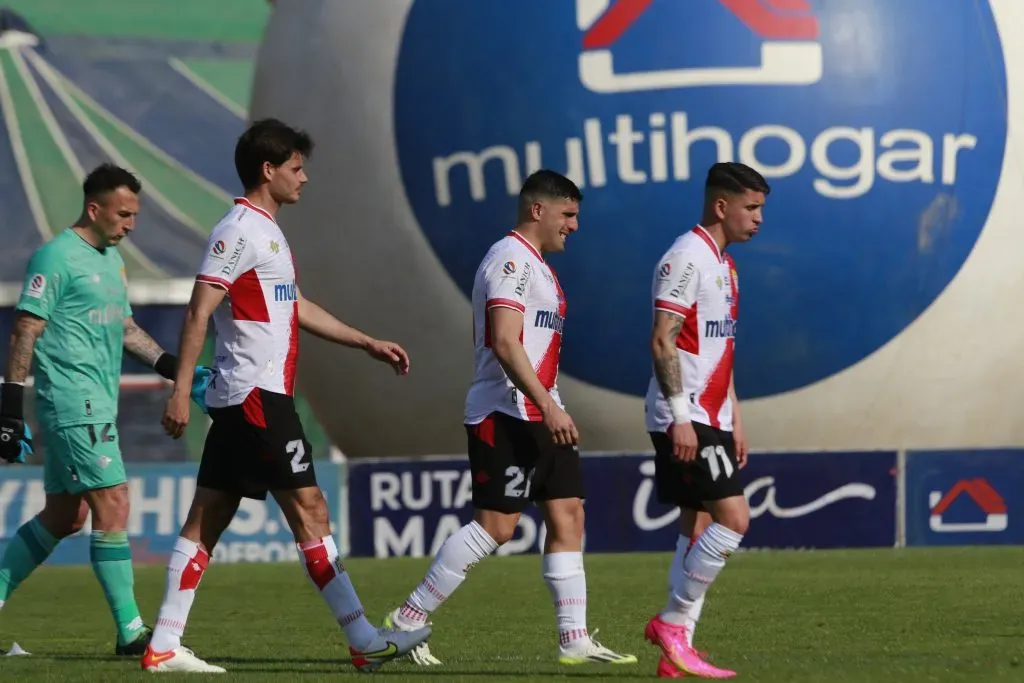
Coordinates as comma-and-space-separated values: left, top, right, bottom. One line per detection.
465, 231, 567, 424
645, 226, 739, 432
195, 198, 299, 410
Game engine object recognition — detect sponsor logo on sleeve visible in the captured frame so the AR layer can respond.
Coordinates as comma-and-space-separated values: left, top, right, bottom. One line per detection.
24, 274, 46, 299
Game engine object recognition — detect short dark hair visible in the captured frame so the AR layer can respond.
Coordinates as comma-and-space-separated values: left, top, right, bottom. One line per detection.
83, 163, 141, 200
705, 162, 771, 197
518, 170, 583, 214
234, 118, 314, 191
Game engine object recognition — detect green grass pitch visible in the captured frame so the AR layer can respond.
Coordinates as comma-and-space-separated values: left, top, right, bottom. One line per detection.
1, 547, 1022, 681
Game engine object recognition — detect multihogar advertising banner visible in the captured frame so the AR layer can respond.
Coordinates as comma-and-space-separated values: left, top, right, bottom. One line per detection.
0, 463, 341, 565
905, 449, 1023, 546
347, 451, 897, 558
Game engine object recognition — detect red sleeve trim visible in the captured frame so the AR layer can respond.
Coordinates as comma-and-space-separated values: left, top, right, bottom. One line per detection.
196, 275, 231, 290
486, 298, 526, 313
654, 299, 692, 317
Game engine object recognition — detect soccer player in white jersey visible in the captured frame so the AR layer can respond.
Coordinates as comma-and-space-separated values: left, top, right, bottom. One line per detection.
643, 162, 770, 679
379, 170, 636, 667
140, 119, 431, 674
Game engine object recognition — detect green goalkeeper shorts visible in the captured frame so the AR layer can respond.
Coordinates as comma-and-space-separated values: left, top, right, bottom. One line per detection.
43, 422, 127, 495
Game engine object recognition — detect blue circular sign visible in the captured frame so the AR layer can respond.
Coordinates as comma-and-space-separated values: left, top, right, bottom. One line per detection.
394, 0, 1007, 399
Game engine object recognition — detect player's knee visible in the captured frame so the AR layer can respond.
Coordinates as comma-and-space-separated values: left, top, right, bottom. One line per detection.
707, 495, 749, 535
86, 484, 130, 530
178, 488, 240, 549
545, 498, 584, 543
474, 510, 519, 546
293, 487, 328, 520
715, 509, 749, 536
279, 487, 330, 541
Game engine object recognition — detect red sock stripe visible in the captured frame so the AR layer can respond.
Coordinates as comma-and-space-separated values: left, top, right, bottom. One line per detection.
556, 597, 588, 607
687, 534, 700, 552
400, 602, 428, 623
178, 548, 209, 591
301, 540, 338, 590
559, 628, 589, 646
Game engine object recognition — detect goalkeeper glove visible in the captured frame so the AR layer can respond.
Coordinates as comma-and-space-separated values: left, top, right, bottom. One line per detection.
0, 383, 34, 464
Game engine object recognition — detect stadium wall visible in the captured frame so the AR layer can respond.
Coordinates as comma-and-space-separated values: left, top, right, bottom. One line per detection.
2, 448, 1019, 566
249, 0, 1024, 462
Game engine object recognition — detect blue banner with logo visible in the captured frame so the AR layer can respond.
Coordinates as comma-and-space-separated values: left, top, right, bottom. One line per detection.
0, 462, 341, 565
905, 449, 1022, 546
346, 450, 897, 557
392, 0, 1007, 402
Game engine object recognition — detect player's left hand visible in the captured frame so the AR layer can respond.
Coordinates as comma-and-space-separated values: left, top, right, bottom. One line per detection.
161, 391, 191, 439
734, 420, 749, 469
365, 339, 410, 375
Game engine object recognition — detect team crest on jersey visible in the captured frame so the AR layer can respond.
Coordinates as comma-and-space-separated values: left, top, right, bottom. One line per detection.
502, 260, 516, 275
24, 273, 46, 299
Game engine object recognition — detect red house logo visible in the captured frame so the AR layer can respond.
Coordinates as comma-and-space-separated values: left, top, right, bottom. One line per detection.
578, 0, 823, 93
928, 478, 1008, 533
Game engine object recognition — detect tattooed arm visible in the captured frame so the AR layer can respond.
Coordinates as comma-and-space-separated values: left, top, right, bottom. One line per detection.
651, 309, 698, 460
650, 249, 701, 460
123, 316, 167, 367
5, 313, 46, 383
650, 310, 685, 400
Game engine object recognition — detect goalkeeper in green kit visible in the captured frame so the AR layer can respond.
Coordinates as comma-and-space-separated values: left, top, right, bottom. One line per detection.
0, 164, 211, 655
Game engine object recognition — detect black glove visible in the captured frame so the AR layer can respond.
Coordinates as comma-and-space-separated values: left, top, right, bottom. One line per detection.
0, 382, 32, 464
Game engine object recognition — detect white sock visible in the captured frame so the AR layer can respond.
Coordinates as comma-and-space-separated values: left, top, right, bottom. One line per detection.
398, 521, 497, 628
660, 532, 708, 644
659, 534, 691, 625
544, 551, 589, 649
668, 523, 742, 616
686, 593, 706, 647
298, 535, 377, 650
151, 537, 210, 652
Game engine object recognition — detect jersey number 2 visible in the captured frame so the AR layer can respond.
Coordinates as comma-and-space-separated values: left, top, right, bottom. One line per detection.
287, 439, 309, 474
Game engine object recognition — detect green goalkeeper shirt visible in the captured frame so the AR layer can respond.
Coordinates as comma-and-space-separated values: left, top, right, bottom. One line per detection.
15, 229, 132, 430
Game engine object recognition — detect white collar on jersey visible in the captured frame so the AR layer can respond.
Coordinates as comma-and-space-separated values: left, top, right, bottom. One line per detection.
692, 225, 725, 264
508, 230, 544, 261
234, 197, 277, 224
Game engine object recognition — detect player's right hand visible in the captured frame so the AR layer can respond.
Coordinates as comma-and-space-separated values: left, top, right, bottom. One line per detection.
543, 404, 579, 446
161, 391, 191, 439
669, 421, 698, 462
0, 417, 32, 464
